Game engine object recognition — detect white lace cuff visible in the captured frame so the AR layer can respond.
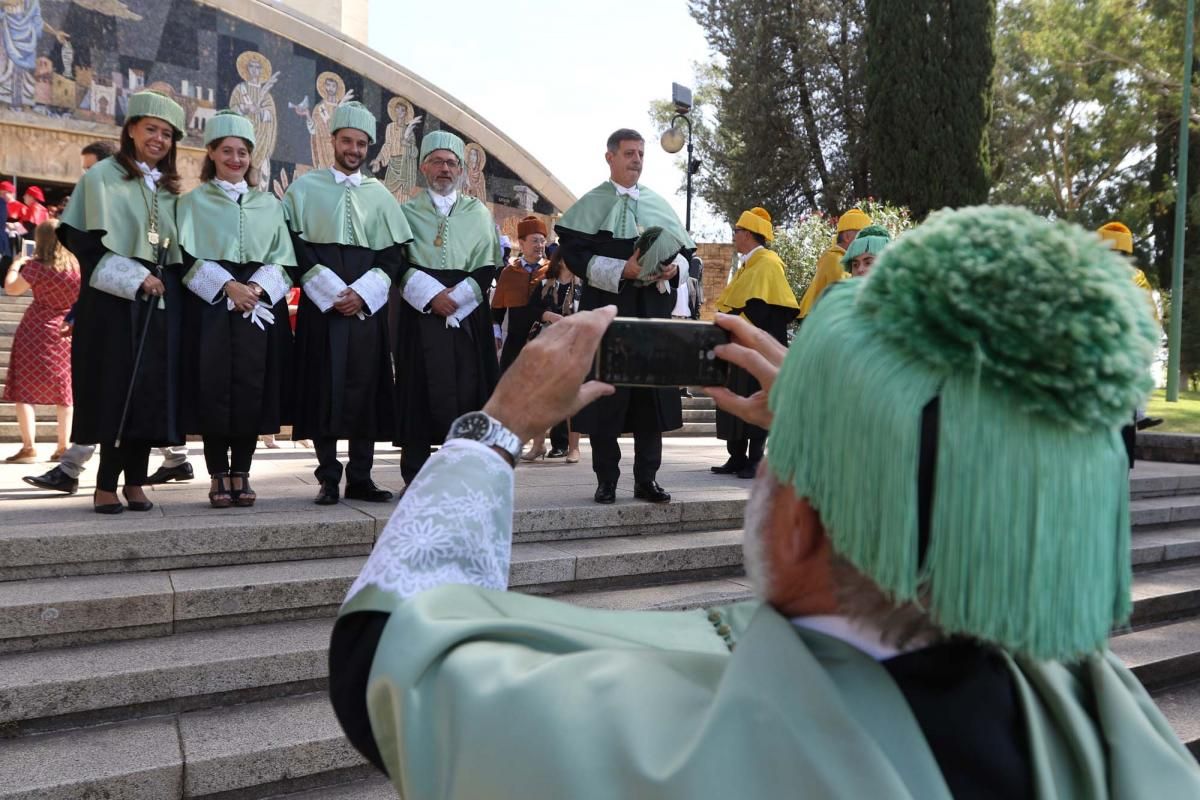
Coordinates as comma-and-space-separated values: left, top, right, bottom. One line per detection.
401, 268, 445, 313
301, 265, 348, 313
349, 267, 391, 315
90, 253, 150, 301
445, 279, 481, 329
247, 264, 292, 305
342, 438, 515, 605
183, 260, 236, 304
587, 255, 625, 293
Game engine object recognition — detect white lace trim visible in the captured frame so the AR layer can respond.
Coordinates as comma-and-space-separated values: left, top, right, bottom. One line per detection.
248, 263, 292, 305
445, 277, 481, 329
401, 268, 445, 312
184, 259, 235, 304
300, 264, 348, 312
349, 267, 392, 315
587, 255, 625, 293
90, 253, 150, 300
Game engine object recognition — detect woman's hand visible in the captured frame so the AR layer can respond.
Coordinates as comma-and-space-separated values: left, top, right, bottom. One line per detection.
541, 311, 564, 324
225, 280, 259, 313
704, 313, 788, 430
140, 274, 166, 298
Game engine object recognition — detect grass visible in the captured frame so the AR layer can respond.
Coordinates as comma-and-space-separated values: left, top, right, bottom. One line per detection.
1146, 389, 1200, 433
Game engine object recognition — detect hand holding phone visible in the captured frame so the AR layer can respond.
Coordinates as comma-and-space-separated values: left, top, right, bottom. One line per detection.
594, 318, 731, 388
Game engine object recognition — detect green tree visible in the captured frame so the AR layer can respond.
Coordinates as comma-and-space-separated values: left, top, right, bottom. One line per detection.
866, 0, 996, 218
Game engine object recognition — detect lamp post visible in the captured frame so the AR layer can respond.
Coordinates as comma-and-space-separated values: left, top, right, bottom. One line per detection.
1167, 0, 1196, 402
660, 83, 700, 233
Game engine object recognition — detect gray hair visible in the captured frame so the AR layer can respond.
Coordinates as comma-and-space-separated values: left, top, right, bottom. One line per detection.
606, 128, 644, 154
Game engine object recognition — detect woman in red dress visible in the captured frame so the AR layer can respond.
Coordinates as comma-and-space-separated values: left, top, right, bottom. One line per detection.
3, 220, 79, 462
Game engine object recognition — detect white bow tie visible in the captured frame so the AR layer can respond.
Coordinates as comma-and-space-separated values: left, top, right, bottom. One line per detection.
214, 179, 248, 201
614, 183, 640, 200
333, 169, 363, 187
137, 162, 162, 191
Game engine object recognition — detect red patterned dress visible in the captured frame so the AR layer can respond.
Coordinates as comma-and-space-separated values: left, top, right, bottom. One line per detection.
3, 260, 79, 405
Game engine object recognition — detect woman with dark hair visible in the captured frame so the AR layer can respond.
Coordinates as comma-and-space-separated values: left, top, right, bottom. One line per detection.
58, 91, 187, 514
177, 110, 296, 508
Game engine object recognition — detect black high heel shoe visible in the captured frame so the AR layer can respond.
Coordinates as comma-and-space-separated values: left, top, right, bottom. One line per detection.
93, 491, 124, 515
122, 487, 154, 512
230, 471, 256, 507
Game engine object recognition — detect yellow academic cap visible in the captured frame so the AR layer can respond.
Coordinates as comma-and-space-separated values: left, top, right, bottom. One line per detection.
1097, 221, 1133, 254
735, 207, 774, 242
837, 207, 872, 233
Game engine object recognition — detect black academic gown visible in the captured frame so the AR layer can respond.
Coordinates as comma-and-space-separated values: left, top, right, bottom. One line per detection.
60, 227, 184, 446
287, 239, 403, 441
181, 257, 293, 436
557, 229, 684, 436
391, 264, 500, 446
495, 282, 552, 373
715, 299, 797, 443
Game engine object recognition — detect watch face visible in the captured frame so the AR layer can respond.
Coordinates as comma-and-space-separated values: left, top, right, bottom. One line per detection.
453, 412, 492, 441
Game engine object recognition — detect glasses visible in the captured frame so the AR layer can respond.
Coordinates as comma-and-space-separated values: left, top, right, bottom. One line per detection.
426, 158, 461, 169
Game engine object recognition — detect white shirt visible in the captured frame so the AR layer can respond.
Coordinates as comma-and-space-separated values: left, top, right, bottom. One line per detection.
610, 180, 640, 200
791, 614, 927, 661
739, 245, 764, 265
136, 161, 161, 192
429, 189, 458, 216
213, 179, 248, 202
331, 167, 363, 187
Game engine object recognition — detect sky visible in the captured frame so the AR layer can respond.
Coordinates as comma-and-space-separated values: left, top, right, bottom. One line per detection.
368, 0, 725, 238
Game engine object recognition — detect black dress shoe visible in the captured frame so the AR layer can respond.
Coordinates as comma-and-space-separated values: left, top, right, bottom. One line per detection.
121, 488, 155, 512
546, 447, 568, 459
633, 481, 671, 503
23, 466, 79, 494
710, 458, 747, 475
93, 491, 124, 515
736, 462, 760, 480
594, 482, 617, 504
1136, 416, 1165, 431
345, 482, 394, 502
146, 462, 194, 485
315, 481, 340, 505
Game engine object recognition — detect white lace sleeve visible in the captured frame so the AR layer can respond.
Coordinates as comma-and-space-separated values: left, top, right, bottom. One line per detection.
300, 264, 348, 312
587, 255, 625, 293
400, 268, 445, 312
349, 267, 391, 315
183, 260, 236, 304
444, 278, 481, 329
247, 263, 292, 305
343, 438, 515, 606
89, 253, 150, 300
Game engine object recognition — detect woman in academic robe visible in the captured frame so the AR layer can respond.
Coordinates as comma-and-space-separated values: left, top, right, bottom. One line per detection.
177, 110, 297, 508
58, 91, 188, 514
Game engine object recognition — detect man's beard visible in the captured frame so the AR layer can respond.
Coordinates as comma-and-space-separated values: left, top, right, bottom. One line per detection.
428, 173, 463, 197
334, 153, 360, 173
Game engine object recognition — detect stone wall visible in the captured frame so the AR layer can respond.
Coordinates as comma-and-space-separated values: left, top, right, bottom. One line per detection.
696, 242, 736, 320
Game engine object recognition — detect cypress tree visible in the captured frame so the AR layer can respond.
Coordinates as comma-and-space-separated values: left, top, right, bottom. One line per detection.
866, 0, 995, 218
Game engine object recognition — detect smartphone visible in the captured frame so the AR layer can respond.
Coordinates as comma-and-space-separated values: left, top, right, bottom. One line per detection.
21, 240, 33, 258
595, 317, 731, 388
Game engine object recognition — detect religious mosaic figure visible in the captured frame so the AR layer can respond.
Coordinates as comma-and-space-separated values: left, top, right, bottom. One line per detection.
0, 1, 67, 108
463, 141, 488, 202
293, 70, 352, 170
230, 50, 280, 189
369, 95, 422, 201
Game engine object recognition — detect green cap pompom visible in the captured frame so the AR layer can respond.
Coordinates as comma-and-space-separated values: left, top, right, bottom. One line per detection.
840, 224, 892, 266
126, 91, 186, 140
331, 101, 378, 145
419, 130, 465, 164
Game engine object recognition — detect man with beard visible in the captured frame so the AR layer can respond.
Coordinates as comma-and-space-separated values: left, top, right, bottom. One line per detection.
392, 130, 501, 486
554, 128, 693, 504
327, 206, 1200, 797
282, 102, 413, 505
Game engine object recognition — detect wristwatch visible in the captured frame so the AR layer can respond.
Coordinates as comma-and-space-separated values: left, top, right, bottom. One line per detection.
446, 411, 523, 466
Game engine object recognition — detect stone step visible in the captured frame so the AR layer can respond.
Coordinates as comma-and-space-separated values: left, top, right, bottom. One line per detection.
1131, 494, 1200, 528
0, 530, 745, 654
0, 321, 15, 334
1148, 679, 1200, 757
0, 422, 58, 443
1113, 618, 1200, 692
0, 403, 57, 422
681, 396, 715, 410
682, 409, 715, 423
1130, 561, 1200, 627
1131, 463, 1200, 500
278, 776, 397, 799
665, 422, 717, 437
1132, 525, 1200, 569
566, 576, 754, 611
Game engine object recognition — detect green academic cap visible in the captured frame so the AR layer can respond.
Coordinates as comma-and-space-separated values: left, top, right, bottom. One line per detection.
840, 224, 891, 266
126, 91, 186, 140
331, 101, 378, 145
419, 130, 466, 164
204, 109, 256, 148
766, 205, 1158, 661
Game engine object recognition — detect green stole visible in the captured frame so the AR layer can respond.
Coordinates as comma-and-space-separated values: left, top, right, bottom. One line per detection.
280, 167, 413, 249
556, 181, 695, 248
401, 190, 500, 270
59, 157, 183, 264
176, 182, 297, 267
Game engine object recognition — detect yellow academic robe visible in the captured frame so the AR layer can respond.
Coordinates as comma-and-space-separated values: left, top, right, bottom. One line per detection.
798, 243, 847, 318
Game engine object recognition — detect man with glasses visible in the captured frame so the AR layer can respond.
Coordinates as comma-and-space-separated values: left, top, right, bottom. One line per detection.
393, 131, 502, 486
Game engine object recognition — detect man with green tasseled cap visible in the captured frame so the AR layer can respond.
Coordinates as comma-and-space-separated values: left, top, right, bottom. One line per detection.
178, 110, 297, 507
553, 128, 694, 505
326, 205, 1200, 798
392, 129, 502, 486
58, 90, 188, 513
282, 100, 414, 506
841, 224, 891, 277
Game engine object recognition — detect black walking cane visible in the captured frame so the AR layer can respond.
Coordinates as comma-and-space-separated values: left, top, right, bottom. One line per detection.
114, 239, 170, 448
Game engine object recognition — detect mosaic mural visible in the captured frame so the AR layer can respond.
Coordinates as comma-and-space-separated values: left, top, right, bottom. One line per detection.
0, 0, 559, 222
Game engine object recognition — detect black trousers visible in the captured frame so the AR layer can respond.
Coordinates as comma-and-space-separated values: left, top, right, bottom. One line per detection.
202, 435, 257, 475
590, 430, 662, 485
96, 440, 152, 492
314, 437, 376, 486
726, 436, 765, 465
550, 419, 569, 452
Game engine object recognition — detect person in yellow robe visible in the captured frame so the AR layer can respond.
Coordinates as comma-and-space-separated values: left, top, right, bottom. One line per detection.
797, 206, 870, 318
710, 207, 798, 477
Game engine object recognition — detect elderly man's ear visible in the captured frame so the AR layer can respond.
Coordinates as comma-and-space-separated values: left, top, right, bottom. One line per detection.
764, 485, 839, 617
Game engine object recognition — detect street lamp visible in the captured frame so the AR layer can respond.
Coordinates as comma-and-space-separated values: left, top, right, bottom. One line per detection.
660, 83, 700, 233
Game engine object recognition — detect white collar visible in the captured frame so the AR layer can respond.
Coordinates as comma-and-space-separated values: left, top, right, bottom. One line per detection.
136, 161, 161, 191
213, 179, 249, 202
739, 245, 764, 264
791, 614, 916, 661
611, 180, 640, 200
429, 189, 458, 215
331, 167, 363, 187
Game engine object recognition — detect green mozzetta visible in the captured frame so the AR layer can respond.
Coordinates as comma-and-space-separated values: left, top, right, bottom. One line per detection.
281, 168, 412, 249
59, 157, 183, 264
401, 191, 499, 272
176, 182, 297, 267
556, 181, 695, 248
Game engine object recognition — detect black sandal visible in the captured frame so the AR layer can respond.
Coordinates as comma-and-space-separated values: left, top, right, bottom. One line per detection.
230, 471, 256, 507
209, 473, 233, 508
122, 487, 154, 512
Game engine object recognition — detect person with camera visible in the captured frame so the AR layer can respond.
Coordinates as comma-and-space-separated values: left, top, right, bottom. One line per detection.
710, 207, 798, 479
554, 128, 693, 504
327, 206, 1200, 798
